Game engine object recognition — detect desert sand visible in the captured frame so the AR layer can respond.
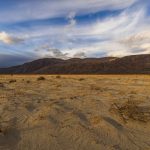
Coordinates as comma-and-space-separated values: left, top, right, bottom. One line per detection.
0, 75, 150, 150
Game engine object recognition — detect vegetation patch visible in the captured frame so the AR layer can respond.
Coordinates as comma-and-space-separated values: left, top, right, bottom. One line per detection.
0, 83, 4, 88
79, 78, 85, 81
37, 76, 46, 81
111, 101, 150, 123
56, 75, 61, 79
9, 80, 17, 83
26, 80, 31, 83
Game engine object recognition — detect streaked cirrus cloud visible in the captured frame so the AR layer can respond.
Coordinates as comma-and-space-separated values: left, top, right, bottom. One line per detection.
0, 0, 150, 66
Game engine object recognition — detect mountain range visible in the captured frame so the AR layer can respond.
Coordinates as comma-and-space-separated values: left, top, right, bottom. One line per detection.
0, 54, 150, 74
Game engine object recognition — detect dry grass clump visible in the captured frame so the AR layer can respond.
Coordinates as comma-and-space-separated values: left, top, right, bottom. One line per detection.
0, 128, 5, 135
26, 80, 31, 83
111, 101, 150, 123
9, 79, 16, 83
37, 76, 46, 81
56, 75, 61, 79
0, 83, 4, 88
0, 126, 8, 135
79, 78, 85, 81
130, 91, 137, 94
90, 86, 103, 91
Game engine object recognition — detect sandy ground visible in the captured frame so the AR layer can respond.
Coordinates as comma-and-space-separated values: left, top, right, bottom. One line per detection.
0, 75, 150, 150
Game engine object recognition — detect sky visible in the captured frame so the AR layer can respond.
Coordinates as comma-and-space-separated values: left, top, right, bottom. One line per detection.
0, 0, 150, 67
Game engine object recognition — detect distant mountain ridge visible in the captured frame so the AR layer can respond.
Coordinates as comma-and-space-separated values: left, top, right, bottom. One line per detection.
0, 54, 150, 74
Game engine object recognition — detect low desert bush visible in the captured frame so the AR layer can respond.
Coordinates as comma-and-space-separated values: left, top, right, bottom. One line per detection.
79, 78, 85, 81
9, 79, 16, 83
0, 83, 4, 88
91, 86, 103, 91
37, 76, 46, 81
26, 80, 31, 83
56, 75, 61, 79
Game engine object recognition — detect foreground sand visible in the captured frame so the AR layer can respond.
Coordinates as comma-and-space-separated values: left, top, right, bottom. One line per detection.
0, 75, 150, 150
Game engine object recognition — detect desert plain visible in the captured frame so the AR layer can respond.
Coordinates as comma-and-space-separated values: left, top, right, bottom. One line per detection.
0, 75, 150, 150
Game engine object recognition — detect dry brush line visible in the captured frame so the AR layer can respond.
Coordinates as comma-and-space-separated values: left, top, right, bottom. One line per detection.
110, 100, 150, 123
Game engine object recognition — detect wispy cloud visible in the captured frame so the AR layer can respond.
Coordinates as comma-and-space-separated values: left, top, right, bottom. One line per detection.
2, 4, 149, 57
0, 0, 138, 23
119, 30, 150, 54
0, 0, 150, 66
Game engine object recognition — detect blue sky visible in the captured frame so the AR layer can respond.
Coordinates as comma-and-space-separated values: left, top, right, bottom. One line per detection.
0, 0, 150, 67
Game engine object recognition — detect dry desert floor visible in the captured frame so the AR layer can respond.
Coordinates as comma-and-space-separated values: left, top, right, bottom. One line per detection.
0, 75, 150, 150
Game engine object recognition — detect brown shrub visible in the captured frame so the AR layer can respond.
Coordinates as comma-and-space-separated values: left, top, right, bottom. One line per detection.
9, 79, 16, 83
79, 78, 85, 81
111, 101, 150, 123
26, 80, 31, 83
56, 75, 61, 79
0, 83, 4, 88
37, 76, 46, 81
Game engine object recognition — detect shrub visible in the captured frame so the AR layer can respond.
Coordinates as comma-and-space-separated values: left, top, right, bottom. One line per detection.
37, 76, 46, 81
79, 78, 85, 81
26, 80, 31, 83
91, 86, 102, 91
0, 83, 4, 88
56, 75, 61, 79
9, 79, 16, 83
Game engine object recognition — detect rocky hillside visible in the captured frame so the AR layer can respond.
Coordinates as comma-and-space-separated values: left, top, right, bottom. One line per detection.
0, 54, 150, 74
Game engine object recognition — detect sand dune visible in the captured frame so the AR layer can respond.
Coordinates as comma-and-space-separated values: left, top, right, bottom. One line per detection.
0, 75, 150, 150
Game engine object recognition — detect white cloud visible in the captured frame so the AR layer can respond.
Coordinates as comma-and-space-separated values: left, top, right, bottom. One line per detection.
67, 12, 76, 20
73, 52, 86, 58
34, 45, 69, 59
8, 5, 149, 57
59, 6, 150, 57
1, 0, 150, 59
34, 44, 87, 59
119, 30, 150, 55
0, 31, 23, 44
